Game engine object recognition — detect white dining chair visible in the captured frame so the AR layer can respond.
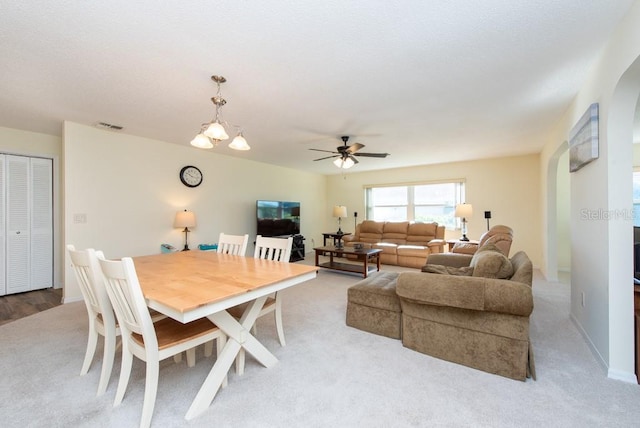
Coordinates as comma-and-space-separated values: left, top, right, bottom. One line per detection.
67, 245, 120, 396
216, 232, 249, 256
203, 232, 250, 359
98, 255, 226, 428
67, 245, 170, 396
232, 235, 292, 374
252, 235, 292, 345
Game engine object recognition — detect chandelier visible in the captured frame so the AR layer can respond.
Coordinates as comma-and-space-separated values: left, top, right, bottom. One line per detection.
190, 75, 250, 151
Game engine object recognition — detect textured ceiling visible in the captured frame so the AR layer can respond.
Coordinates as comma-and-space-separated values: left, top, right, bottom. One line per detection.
0, 1, 635, 175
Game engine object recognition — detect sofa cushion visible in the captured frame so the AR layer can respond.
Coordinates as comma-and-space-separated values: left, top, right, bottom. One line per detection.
373, 242, 399, 255
397, 245, 430, 258
421, 264, 474, 276
470, 249, 513, 279
347, 271, 401, 312
382, 221, 409, 244
406, 222, 438, 245
359, 220, 384, 243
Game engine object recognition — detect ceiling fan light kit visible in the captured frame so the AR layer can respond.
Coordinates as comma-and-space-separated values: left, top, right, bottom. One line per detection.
310, 135, 389, 169
333, 156, 355, 169
190, 75, 250, 151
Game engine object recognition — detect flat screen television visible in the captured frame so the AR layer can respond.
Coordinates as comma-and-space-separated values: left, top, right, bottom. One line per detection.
257, 200, 301, 237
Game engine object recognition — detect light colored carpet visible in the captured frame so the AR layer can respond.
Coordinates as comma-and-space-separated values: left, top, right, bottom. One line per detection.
1, 261, 639, 428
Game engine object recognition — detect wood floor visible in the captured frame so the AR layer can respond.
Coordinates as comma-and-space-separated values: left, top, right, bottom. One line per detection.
0, 288, 63, 327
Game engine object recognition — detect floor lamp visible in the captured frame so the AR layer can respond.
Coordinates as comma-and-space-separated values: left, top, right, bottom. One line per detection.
174, 210, 196, 251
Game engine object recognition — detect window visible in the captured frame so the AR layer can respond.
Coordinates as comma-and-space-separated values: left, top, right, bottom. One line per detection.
365, 181, 465, 228
633, 170, 640, 226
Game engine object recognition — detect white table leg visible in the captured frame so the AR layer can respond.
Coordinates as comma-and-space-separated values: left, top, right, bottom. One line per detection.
185, 295, 278, 420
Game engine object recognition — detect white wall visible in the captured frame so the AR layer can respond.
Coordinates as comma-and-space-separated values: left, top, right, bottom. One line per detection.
556, 149, 571, 272
540, 2, 640, 382
0, 126, 63, 288
633, 141, 640, 165
63, 121, 326, 302
0, 126, 61, 156
326, 153, 542, 267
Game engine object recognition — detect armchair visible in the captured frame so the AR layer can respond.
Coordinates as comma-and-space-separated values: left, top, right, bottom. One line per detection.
451, 225, 513, 255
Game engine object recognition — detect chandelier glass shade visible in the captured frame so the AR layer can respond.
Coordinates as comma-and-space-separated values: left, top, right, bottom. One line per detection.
203, 121, 229, 141
333, 156, 355, 169
190, 132, 214, 149
191, 75, 250, 151
228, 132, 250, 151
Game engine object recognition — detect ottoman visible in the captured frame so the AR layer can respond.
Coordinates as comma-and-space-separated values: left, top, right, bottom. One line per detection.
346, 271, 402, 339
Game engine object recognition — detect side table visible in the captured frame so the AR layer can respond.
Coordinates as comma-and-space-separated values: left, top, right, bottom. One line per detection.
322, 232, 352, 247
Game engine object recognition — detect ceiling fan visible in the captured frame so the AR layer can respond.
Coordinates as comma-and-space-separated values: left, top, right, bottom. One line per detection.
309, 136, 390, 169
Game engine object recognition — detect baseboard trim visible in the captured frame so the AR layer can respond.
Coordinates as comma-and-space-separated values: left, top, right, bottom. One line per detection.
608, 368, 638, 384
569, 313, 607, 373
570, 313, 638, 383
63, 295, 83, 304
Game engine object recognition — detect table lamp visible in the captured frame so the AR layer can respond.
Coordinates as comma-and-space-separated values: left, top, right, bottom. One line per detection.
333, 205, 347, 235
174, 209, 196, 251
454, 203, 472, 241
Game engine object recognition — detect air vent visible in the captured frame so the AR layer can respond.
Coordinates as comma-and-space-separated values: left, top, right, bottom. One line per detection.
95, 122, 124, 130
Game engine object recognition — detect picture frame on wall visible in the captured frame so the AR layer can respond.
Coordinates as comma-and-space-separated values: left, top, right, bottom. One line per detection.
569, 103, 599, 173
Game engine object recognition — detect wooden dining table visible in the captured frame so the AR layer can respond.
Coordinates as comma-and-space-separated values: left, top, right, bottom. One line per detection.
132, 250, 318, 420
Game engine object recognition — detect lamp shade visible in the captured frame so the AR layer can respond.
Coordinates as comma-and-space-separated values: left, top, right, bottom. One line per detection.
333, 205, 347, 218
174, 210, 196, 228
190, 133, 214, 149
454, 203, 473, 218
228, 133, 250, 151
203, 121, 229, 141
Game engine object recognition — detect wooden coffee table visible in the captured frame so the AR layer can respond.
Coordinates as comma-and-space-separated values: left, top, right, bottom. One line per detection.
313, 245, 382, 278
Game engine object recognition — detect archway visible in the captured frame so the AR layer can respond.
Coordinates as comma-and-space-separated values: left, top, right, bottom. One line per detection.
605, 54, 640, 381
545, 140, 569, 282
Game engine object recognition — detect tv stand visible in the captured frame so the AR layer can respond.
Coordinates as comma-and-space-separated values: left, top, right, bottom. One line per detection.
290, 234, 305, 262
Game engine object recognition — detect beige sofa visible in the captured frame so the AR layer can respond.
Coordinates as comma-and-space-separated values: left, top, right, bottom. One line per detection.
342, 220, 445, 268
397, 250, 535, 381
346, 246, 536, 381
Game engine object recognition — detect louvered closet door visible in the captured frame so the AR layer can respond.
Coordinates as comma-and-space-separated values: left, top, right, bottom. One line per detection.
6, 155, 30, 294
0, 156, 5, 296
30, 157, 52, 291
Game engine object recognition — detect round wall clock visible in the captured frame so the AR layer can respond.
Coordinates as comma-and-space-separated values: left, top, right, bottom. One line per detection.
179, 165, 203, 188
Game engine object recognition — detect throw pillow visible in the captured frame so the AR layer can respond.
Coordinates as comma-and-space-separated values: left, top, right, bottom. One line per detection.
470, 250, 513, 279
421, 264, 474, 276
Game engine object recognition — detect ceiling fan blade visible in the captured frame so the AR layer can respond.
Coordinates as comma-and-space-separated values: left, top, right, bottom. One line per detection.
313, 155, 340, 161
353, 152, 390, 158
349, 155, 359, 164
346, 143, 365, 154
309, 148, 339, 154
